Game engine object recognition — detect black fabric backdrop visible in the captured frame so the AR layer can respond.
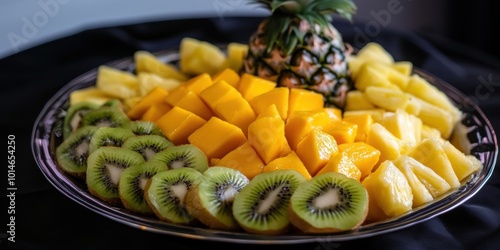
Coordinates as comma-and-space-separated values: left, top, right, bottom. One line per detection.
0, 16, 499, 250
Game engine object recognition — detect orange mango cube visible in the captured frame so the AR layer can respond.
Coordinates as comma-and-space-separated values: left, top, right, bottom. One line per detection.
213, 96, 256, 136
249, 87, 289, 120
165, 87, 214, 120
338, 142, 381, 179
212, 68, 240, 88
324, 107, 343, 121
155, 106, 207, 145
316, 151, 361, 181
237, 73, 277, 101
288, 88, 324, 116
215, 142, 265, 180
188, 117, 247, 160
127, 86, 169, 120
199, 80, 242, 112
141, 102, 172, 122
262, 151, 312, 180
182, 73, 213, 94
285, 109, 331, 150
323, 120, 358, 145
342, 114, 374, 142
247, 115, 286, 164
295, 128, 339, 176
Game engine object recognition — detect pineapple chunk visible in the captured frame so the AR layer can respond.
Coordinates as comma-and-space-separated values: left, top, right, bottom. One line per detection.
356, 42, 394, 65
379, 109, 420, 149
366, 123, 408, 166
134, 50, 188, 81
180, 37, 226, 76
392, 156, 437, 207
442, 140, 482, 181
69, 87, 113, 106
408, 138, 461, 188
392, 61, 413, 76
344, 90, 376, 111
412, 96, 455, 139
96, 65, 139, 100
137, 72, 181, 96
363, 86, 410, 112
222, 42, 249, 72
362, 160, 413, 217
355, 64, 394, 91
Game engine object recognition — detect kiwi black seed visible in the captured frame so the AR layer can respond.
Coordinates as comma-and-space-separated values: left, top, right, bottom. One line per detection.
81, 106, 131, 128
150, 144, 208, 173
63, 101, 100, 139
122, 135, 174, 161
86, 147, 145, 206
185, 166, 249, 230
118, 161, 169, 215
56, 125, 99, 179
144, 167, 203, 225
288, 172, 369, 234
232, 169, 307, 235
126, 120, 164, 137
88, 127, 136, 154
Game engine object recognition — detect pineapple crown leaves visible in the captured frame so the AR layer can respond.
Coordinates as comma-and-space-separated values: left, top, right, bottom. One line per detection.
252, 0, 356, 55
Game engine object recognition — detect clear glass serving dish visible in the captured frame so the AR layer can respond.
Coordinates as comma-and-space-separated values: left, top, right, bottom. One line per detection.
31, 47, 498, 244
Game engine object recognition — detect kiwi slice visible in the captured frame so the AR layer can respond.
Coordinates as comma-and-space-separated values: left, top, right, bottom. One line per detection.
118, 161, 169, 215
122, 135, 174, 161
127, 120, 164, 136
56, 125, 99, 179
63, 102, 100, 139
185, 166, 249, 230
86, 147, 145, 206
88, 127, 136, 154
144, 168, 203, 224
151, 144, 208, 172
100, 98, 123, 110
81, 106, 131, 128
288, 172, 369, 234
232, 169, 307, 235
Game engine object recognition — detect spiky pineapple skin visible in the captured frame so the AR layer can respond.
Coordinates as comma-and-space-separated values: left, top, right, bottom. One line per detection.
243, 17, 353, 109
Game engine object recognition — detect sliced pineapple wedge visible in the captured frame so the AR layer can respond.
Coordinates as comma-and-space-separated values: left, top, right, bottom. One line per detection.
96, 65, 139, 100
134, 50, 188, 81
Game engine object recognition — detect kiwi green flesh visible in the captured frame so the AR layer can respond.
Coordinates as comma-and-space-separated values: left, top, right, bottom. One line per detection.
289, 172, 369, 233
81, 106, 131, 128
118, 161, 168, 214
232, 169, 306, 235
88, 127, 136, 154
151, 144, 208, 172
186, 166, 249, 230
127, 120, 164, 136
63, 102, 99, 139
56, 126, 98, 178
86, 147, 145, 205
122, 135, 174, 161
144, 168, 202, 224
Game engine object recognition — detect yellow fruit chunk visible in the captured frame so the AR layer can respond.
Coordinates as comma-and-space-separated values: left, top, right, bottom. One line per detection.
295, 129, 339, 176
285, 109, 331, 150
355, 64, 394, 91
442, 140, 482, 181
199, 80, 242, 112
412, 96, 455, 139
393, 61, 413, 76
127, 87, 169, 120
379, 109, 420, 148
323, 107, 342, 121
392, 156, 434, 207
216, 142, 265, 180
155, 106, 207, 145
249, 87, 289, 120
213, 96, 256, 136
342, 114, 374, 142
362, 160, 413, 218
356, 42, 394, 65
363, 86, 410, 112
179, 37, 226, 75
188, 117, 247, 160
262, 151, 312, 180
338, 142, 381, 180
288, 88, 324, 116
96, 65, 139, 99
141, 102, 172, 122
256, 104, 281, 119
408, 138, 461, 188
322, 121, 358, 145
137, 72, 181, 96
363, 61, 409, 89
237, 73, 277, 101
212, 68, 240, 88
343, 109, 385, 123
223, 42, 248, 72
69, 87, 113, 106
316, 151, 361, 181
366, 123, 407, 167
182, 73, 213, 94
134, 50, 187, 81
247, 115, 287, 164
165, 87, 214, 121
344, 90, 376, 111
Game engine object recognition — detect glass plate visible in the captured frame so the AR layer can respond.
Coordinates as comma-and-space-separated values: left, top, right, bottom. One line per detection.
31, 47, 498, 244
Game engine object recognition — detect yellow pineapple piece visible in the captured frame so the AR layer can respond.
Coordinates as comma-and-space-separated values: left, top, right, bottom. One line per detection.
344, 90, 376, 111
295, 128, 339, 176
379, 109, 420, 149
442, 141, 482, 181
363, 86, 410, 112
343, 109, 386, 123
421, 124, 442, 139
363, 61, 409, 89
136, 72, 181, 96
179, 37, 226, 76
392, 156, 434, 207
356, 42, 394, 65
134, 50, 187, 81
96, 65, 139, 100
222, 42, 249, 72
392, 61, 413, 76
354, 64, 394, 91
412, 96, 455, 139
69, 87, 113, 106
366, 123, 408, 167
408, 138, 461, 188
362, 160, 413, 218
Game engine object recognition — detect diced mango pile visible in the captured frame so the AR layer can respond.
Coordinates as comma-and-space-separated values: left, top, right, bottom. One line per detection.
68, 38, 483, 224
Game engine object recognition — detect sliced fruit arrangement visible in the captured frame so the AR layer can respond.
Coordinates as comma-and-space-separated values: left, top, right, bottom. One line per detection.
53, 0, 485, 237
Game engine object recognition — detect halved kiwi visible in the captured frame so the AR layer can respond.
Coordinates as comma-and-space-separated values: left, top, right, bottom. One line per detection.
288, 172, 369, 233
126, 120, 164, 136
62, 102, 99, 139
88, 126, 136, 154
86, 147, 145, 206
118, 161, 168, 215
122, 135, 174, 161
151, 144, 208, 172
81, 106, 130, 128
185, 166, 249, 230
144, 168, 203, 225
56, 125, 98, 179
232, 169, 307, 235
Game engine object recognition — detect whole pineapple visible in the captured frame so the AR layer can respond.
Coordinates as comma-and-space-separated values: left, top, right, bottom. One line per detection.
242, 0, 356, 109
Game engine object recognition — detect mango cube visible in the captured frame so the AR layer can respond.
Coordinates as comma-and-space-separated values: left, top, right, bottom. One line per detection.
216, 142, 265, 180
295, 128, 339, 176
342, 114, 374, 142
155, 106, 207, 145
199, 80, 242, 112
182, 73, 213, 94
247, 115, 287, 164
285, 109, 331, 150
262, 151, 312, 180
213, 96, 256, 136
212, 68, 240, 88
316, 151, 361, 181
338, 142, 381, 179
237, 73, 277, 101
127, 86, 169, 120
141, 102, 172, 122
288, 88, 324, 116
322, 120, 358, 145
164, 87, 214, 120
249, 87, 289, 120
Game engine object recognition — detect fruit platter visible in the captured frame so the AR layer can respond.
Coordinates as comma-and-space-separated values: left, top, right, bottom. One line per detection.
31, 0, 497, 244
